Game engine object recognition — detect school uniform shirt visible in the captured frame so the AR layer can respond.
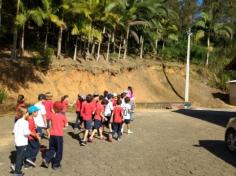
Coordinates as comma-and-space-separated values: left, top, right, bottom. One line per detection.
104, 101, 113, 116
81, 102, 95, 121
122, 103, 131, 120
62, 100, 68, 113
44, 100, 54, 120
28, 117, 37, 141
13, 118, 30, 146
113, 106, 123, 123
50, 113, 68, 136
76, 99, 82, 112
94, 102, 104, 121
34, 102, 47, 128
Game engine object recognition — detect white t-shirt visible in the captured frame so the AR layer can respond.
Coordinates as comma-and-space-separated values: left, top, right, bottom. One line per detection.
13, 118, 30, 146
104, 101, 114, 116
122, 103, 131, 120
34, 102, 46, 128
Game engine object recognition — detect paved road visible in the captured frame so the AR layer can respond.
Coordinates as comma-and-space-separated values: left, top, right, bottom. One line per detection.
0, 109, 236, 176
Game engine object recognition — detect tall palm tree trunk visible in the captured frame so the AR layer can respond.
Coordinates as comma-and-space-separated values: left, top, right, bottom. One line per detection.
123, 25, 130, 59
155, 39, 158, 55
118, 42, 121, 59
106, 35, 111, 61
140, 35, 144, 59
112, 32, 115, 54
20, 25, 25, 57
57, 26, 63, 58
96, 41, 101, 61
44, 24, 49, 49
206, 36, 210, 66
0, 0, 2, 29
11, 0, 20, 59
73, 37, 78, 61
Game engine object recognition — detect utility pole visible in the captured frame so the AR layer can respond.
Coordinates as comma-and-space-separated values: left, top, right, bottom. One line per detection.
185, 28, 192, 102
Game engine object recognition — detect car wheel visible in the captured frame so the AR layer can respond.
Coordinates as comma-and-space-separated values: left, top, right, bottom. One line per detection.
225, 129, 236, 153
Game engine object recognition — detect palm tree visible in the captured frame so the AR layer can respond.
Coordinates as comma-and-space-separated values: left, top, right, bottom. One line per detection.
11, 0, 21, 59
16, 2, 44, 56
195, 11, 233, 66
0, 0, 2, 29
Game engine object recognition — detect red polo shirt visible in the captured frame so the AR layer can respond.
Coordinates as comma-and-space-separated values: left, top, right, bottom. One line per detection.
113, 106, 123, 123
81, 102, 95, 121
50, 113, 68, 136
28, 117, 37, 141
76, 99, 82, 112
94, 102, 104, 121
44, 100, 54, 120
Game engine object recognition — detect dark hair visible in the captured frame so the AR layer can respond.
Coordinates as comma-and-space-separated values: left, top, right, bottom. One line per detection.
86, 94, 93, 103
17, 95, 25, 104
128, 86, 133, 95
101, 98, 109, 105
120, 93, 126, 99
38, 94, 46, 101
125, 97, 130, 103
99, 95, 104, 101
117, 95, 121, 100
117, 99, 122, 105
103, 90, 108, 97
61, 95, 69, 102
107, 93, 113, 100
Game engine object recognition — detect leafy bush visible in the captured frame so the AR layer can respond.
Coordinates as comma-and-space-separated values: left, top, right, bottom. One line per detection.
0, 89, 7, 104
32, 47, 54, 67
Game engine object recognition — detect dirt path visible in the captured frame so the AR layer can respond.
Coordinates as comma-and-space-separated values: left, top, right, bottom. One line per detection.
0, 110, 236, 176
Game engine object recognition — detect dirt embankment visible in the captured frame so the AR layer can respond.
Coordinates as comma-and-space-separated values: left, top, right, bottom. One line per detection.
0, 58, 229, 109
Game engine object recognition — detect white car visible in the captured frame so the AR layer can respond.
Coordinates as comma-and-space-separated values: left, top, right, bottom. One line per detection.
225, 118, 236, 152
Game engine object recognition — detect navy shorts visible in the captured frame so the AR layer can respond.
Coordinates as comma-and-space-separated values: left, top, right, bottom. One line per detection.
94, 120, 102, 129
124, 119, 131, 124
84, 120, 92, 130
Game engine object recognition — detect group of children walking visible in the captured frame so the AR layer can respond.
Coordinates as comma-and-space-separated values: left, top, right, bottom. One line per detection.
11, 86, 135, 175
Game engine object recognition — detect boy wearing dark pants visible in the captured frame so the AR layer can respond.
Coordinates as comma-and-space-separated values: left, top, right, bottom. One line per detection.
25, 106, 41, 167
80, 94, 95, 146
111, 99, 123, 140
12, 108, 30, 176
42, 101, 68, 169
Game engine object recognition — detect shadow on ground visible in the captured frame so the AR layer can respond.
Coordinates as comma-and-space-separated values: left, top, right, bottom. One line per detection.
174, 109, 236, 128
194, 140, 236, 168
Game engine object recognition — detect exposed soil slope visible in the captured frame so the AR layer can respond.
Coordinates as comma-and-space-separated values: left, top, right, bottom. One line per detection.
0, 58, 228, 108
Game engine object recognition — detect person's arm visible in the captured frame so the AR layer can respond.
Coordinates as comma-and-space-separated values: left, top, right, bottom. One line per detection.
110, 111, 114, 123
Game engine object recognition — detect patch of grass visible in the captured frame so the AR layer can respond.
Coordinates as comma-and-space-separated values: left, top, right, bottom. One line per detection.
0, 89, 7, 104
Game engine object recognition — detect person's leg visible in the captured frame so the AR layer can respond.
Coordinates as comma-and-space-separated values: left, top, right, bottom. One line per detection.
30, 140, 40, 162
89, 129, 97, 140
117, 123, 122, 139
112, 123, 118, 138
44, 136, 56, 164
15, 146, 27, 174
74, 111, 80, 129
52, 136, 63, 168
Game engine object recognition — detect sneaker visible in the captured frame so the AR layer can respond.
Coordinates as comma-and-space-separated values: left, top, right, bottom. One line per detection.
10, 164, 15, 172
117, 137, 122, 141
25, 159, 36, 167
127, 130, 133, 134
80, 141, 86, 146
52, 165, 61, 170
42, 159, 49, 168
88, 138, 93, 143
24, 163, 32, 170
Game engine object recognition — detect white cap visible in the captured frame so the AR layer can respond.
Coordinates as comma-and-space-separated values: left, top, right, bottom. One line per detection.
113, 93, 117, 97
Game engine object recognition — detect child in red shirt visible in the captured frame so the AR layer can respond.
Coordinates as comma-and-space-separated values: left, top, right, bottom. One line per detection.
73, 94, 83, 130
80, 94, 95, 146
42, 101, 68, 170
61, 95, 69, 115
89, 96, 107, 141
25, 106, 41, 167
44, 92, 54, 138
111, 99, 123, 141
15, 94, 26, 122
